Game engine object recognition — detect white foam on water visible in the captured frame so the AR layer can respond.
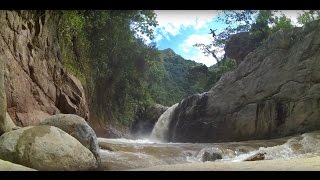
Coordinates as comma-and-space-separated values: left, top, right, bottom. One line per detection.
98, 137, 156, 144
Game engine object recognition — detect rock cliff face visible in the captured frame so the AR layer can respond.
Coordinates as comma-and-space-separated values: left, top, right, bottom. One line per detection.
0, 10, 88, 126
224, 32, 259, 65
168, 20, 320, 142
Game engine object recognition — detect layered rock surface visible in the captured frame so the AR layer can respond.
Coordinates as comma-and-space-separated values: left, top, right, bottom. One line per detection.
224, 32, 259, 65
168, 20, 320, 142
0, 10, 88, 127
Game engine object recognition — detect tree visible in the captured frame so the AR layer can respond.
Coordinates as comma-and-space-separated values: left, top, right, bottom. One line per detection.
194, 10, 293, 66
58, 10, 161, 126
297, 10, 320, 25
193, 43, 221, 64
193, 10, 259, 65
272, 15, 293, 33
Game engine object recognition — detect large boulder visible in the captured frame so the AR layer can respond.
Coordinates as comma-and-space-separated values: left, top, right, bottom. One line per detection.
224, 32, 260, 65
130, 104, 169, 138
168, 20, 320, 143
0, 126, 97, 170
0, 10, 88, 127
39, 114, 100, 165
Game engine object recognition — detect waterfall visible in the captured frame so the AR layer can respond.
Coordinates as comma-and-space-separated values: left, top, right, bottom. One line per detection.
150, 103, 178, 142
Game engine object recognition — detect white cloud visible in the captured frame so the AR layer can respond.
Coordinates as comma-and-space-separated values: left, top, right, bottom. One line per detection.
155, 10, 218, 39
134, 31, 152, 44
187, 51, 216, 66
179, 33, 224, 66
154, 33, 163, 42
180, 34, 214, 53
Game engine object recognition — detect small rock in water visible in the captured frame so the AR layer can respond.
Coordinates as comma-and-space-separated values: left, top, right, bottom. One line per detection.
197, 147, 223, 162
244, 152, 266, 161
201, 151, 223, 162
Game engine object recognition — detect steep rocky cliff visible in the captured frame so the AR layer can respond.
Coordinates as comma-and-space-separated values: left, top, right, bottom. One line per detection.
167, 20, 320, 143
0, 10, 88, 127
224, 32, 259, 65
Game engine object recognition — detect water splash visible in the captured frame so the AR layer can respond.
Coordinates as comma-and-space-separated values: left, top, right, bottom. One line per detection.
225, 131, 320, 162
98, 138, 155, 144
150, 103, 179, 142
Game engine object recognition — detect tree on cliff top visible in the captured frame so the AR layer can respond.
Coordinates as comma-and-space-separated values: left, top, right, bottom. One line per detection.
194, 10, 294, 65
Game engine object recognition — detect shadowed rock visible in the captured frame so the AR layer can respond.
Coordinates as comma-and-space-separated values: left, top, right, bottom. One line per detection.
131, 104, 168, 138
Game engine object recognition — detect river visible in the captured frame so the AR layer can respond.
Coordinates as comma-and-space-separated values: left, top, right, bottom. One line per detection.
98, 130, 320, 170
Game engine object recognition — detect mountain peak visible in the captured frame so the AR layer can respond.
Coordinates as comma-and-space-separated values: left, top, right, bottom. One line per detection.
161, 48, 176, 58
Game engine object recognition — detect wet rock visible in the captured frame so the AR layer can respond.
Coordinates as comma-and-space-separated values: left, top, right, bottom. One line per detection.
244, 152, 266, 161
197, 147, 223, 162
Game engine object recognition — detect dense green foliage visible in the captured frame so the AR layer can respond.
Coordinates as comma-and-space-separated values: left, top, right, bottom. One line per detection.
206, 57, 236, 90
297, 10, 320, 25
58, 10, 160, 126
147, 49, 236, 106
57, 10, 302, 128
58, 11, 89, 83
148, 49, 206, 106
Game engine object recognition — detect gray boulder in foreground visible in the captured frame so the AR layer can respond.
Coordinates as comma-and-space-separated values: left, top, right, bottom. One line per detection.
40, 114, 100, 165
0, 126, 97, 171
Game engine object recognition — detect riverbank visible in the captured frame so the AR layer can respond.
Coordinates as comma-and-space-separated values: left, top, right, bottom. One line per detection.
131, 155, 320, 171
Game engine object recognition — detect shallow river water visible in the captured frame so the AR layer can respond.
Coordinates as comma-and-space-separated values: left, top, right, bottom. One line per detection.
98, 130, 320, 170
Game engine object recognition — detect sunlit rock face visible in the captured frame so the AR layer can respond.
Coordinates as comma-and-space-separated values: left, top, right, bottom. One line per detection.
0, 10, 88, 127
167, 20, 320, 143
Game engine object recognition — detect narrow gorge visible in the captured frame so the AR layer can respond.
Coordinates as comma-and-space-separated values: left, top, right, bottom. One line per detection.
1, 10, 320, 171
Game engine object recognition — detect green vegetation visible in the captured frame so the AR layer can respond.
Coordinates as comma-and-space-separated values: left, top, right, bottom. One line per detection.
57, 10, 320, 128
147, 49, 236, 106
56, 10, 241, 127
58, 11, 89, 83
148, 49, 206, 106
297, 10, 320, 25
58, 10, 160, 126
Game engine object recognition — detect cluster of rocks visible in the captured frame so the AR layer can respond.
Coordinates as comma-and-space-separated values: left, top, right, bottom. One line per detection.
0, 114, 101, 171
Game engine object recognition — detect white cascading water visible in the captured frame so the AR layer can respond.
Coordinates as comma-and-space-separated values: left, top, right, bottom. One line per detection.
149, 103, 179, 142
225, 131, 320, 162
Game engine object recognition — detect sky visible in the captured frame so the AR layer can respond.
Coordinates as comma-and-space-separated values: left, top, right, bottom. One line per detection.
145, 10, 304, 67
